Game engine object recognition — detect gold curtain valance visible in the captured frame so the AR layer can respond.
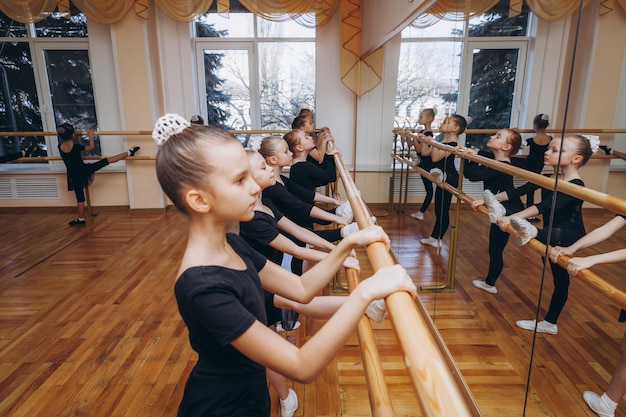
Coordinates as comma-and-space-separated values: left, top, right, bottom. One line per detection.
0, 0, 338, 24
415, 0, 625, 23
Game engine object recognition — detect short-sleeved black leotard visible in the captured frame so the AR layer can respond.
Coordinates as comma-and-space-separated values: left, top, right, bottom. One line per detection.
417, 131, 434, 170
175, 233, 270, 417
289, 153, 336, 192
263, 179, 314, 227
59, 143, 88, 189
239, 200, 284, 265
432, 141, 459, 187
507, 178, 585, 231
464, 150, 524, 214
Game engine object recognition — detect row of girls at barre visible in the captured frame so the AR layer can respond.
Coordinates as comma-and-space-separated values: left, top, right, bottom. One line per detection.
397, 110, 626, 417
151, 110, 417, 417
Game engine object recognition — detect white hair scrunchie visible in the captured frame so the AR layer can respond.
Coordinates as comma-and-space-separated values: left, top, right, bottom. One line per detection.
152, 113, 191, 147
583, 134, 600, 153
541, 114, 550, 121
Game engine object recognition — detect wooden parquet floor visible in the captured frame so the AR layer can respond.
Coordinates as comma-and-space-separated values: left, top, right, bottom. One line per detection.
0, 205, 625, 416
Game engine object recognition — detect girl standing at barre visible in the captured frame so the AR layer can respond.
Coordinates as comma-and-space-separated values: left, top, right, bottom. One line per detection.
152, 114, 416, 417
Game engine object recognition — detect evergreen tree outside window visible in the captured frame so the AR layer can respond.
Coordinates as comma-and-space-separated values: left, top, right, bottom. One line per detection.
194, 8, 315, 144
0, 3, 98, 162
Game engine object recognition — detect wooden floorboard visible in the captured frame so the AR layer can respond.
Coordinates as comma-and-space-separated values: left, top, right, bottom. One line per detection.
0, 205, 625, 416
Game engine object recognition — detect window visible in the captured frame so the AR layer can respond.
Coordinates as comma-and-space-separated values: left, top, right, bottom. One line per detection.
397, 0, 530, 149
194, 10, 315, 143
0, 4, 101, 162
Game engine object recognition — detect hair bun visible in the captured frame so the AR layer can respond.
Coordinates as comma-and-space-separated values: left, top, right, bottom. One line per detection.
583, 134, 600, 153
153, 113, 190, 147
57, 123, 75, 140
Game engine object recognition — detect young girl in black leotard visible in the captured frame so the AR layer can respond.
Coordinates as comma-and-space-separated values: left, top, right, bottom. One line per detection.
515, 113, 552, 221
489, 134, 596, 334
462, 128, 523, 294
418, 115, 468, 248
284, 128, 339, 193
240, 149, 365, 417
152, 113, 415, 417
291, 109, 333, 165
259, 136, 357, 274
407, 108, 436, 221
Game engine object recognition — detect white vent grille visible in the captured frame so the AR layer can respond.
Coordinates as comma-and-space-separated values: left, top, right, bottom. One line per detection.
0, 177, 60, 199
390, 174, 529, 196
0, 178, 12, 199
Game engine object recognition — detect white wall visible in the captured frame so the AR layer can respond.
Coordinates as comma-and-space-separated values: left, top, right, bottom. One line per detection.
360, 0, 436, 57
316, 12, 357, 168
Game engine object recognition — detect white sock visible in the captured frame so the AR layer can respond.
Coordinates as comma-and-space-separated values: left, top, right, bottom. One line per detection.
78, 217, 85, 221
601, 393, 618, 411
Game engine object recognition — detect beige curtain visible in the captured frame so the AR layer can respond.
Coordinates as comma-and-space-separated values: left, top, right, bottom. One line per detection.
1, 0, 624, 25
238, 0, 338, 27
71, 0, 134, 24
416, 0, 607, 23
525, 0, 593, 20
153, 0, 213, 22
0, 0, 57, 23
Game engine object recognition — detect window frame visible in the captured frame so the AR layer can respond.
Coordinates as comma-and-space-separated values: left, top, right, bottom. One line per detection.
398, 17, 532, 145
192, 13, 316, 131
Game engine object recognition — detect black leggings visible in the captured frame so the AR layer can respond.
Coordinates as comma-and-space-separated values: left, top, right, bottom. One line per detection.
484, 200, 523, 285
430, 187, 454, 239
71, 158, 110, 203
485, 224, 510, 285
536, 227, 585, 324
419, 175, 434, 213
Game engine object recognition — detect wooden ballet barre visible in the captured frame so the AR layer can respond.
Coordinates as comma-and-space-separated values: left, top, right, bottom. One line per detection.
400, 128, 626, 135
0, 130, 154, 136
9, 156, 151, 162
0, 128, 292, 137
393, 152, 626, 312
333, 153, 482, 417
345, 268, 394, 417
3, 126, 625, 138
404, 132, 626, 216
467, 197, 626, 311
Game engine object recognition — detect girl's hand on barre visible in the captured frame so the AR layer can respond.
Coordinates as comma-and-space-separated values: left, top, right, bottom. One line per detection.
471, 199, 484, 211
344, 225, 390, 250
496, 216, 512, 231
321, 131, 334, 141
566, 256, 595, 276
342, 256, 360, 271
462, 148, 476, 157
549, 245, 574, 263
359, 264, 417, 301
327, 147, 341, 157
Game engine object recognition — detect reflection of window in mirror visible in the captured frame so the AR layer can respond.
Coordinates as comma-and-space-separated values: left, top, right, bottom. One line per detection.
396, 0, 531, 149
